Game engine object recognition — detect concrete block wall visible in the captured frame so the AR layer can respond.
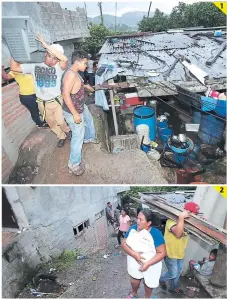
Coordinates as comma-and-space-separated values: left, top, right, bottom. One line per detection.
2, 82, 35, 182
2, 230, 42, 298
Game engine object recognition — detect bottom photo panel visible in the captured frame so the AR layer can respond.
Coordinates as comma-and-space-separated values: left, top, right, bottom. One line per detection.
2, 185, 227, 299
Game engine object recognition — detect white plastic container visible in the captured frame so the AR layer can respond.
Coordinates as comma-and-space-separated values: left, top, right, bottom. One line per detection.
136, 124, 150, 145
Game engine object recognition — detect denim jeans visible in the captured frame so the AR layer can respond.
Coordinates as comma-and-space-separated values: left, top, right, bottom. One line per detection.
160, 256, 184, 290
20, 94, 43, 126
63, 105, 96, 166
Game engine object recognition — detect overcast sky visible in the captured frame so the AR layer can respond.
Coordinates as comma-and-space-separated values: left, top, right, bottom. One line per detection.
60, 1, 198, 17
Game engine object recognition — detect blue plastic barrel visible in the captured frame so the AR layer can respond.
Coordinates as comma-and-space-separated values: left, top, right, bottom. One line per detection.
198, 114, 225, 145
158, 128, 173, 144
134, 106, 156, 141
215, 99, 227, 117
157, 119, 168, 129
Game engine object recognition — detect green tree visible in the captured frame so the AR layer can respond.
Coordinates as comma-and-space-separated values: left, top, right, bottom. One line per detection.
138, 2, 226, 32
77, 23, 111, 57
183, 2, 226, 27
168, 2, 226, 29
123, 186, 196, 198
138, 9, 169, 32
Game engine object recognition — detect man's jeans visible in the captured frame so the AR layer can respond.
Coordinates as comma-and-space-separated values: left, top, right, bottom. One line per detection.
63, 105, 96, 166
160, 256, 184, 290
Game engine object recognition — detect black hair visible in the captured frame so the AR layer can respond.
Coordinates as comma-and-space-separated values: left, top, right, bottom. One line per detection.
107, 202, 111, 205
210, 249, 218, 257
93, 61, 98, 67
121, 207, 129, 215
139, 209, 153, 223
71, 50, 89, 64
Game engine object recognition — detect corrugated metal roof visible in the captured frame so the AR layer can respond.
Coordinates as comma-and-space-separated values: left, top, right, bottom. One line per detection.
99, 32, 226, 82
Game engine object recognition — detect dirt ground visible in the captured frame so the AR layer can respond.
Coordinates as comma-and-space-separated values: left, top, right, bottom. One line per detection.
18, 230, 209, 299
32, 141, 169, 184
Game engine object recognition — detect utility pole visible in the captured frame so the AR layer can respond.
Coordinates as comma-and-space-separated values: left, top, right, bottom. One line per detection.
98, 2, 104, 25
115, 2, 117, 33
84, 2, 88, 25
147, 1, 152, 17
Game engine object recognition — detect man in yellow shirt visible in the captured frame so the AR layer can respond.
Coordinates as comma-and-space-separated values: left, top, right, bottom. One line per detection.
159, 209, 191, 294
2, 65, 48, 128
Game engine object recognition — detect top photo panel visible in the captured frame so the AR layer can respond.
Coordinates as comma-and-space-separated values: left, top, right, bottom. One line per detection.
2, 1, 226, 185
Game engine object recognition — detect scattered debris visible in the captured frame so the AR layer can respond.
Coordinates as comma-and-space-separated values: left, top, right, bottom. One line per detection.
103, 254, 110, 259
76, 255, 87, 260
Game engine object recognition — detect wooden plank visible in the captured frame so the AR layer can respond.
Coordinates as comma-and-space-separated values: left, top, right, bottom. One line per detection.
131, 196, 216, 245
143, 197, 227, 246
108, 79, 119, 135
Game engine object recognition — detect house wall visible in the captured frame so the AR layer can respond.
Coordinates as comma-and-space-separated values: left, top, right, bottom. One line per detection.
182, 187, 226, 273
2, 83, 35, 183
2, 186, 129, 298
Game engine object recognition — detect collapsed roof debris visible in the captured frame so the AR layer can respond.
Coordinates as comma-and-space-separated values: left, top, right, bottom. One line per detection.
98, 30, 227, 96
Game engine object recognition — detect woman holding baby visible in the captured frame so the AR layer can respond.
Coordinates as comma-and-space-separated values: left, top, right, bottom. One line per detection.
122, 209, 166, 299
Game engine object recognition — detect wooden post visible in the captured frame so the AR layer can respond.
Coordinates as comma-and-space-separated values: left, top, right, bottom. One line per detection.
210, 213, 227, 287
108, 79, 119, 136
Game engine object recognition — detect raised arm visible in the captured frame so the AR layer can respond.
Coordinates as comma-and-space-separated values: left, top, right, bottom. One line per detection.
171, 210, 191, 239
10, 58, 22, 73
62, 71, 81, 124
36, 34, 68, 70
2, 65, 14, 81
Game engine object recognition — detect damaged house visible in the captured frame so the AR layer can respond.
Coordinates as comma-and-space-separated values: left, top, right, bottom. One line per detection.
96, 28, 226, 184
130, 186, 227, 298
2, 186, 129, 298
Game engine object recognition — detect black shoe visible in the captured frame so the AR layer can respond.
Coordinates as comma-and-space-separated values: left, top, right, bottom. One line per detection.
57, 139, 65, 147
66, 131, 72, 140
37, 122, 49, 128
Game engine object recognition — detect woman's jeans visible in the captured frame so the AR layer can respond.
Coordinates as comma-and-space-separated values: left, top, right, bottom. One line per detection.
63, 105, 96, 166
160, 256, 184, 290
20, 94, 43, 126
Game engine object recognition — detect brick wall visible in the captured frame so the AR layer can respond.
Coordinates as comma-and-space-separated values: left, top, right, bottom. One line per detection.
2, 148, 14, 184
2, 82, 35, 182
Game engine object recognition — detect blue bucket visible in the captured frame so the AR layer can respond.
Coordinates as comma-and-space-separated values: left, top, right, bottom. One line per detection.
174, 153, 187, 164
157, 119, 168, 129
134, 106, 156, 141
141, 143, 151, 153
198, 114, 225, 145
215, 99, 227, 117
158, 128, 173, 144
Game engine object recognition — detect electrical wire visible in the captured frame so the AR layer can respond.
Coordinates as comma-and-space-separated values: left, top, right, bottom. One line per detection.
156, 81, 227, 123
139, 84, 225, 136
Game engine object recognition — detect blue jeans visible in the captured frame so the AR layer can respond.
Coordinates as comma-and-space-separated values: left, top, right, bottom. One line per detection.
160, 256, 184, 290
63, 105, 96, 166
